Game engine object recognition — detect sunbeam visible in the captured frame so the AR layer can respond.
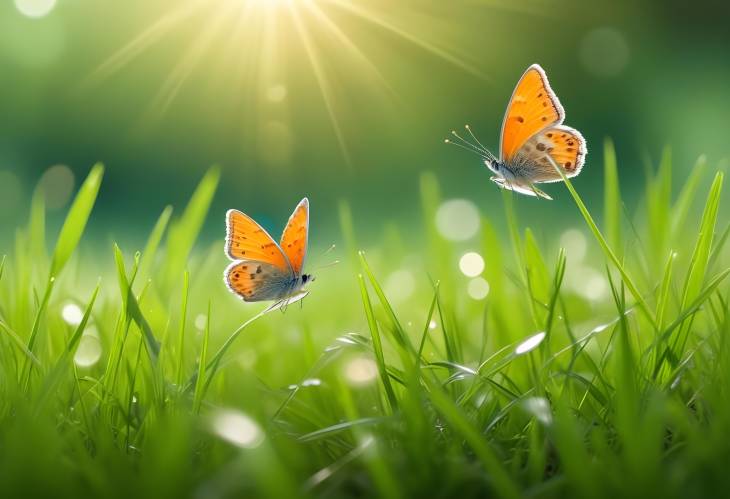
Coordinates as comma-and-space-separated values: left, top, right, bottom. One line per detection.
83, 0, 518, 166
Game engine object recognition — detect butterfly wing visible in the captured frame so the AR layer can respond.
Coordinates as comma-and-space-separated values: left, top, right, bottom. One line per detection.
511, 125, 587, 183
225, 209, 293, 273
224, 260, 294, 302
500, 64, 565, 162
279, 198, 309, 277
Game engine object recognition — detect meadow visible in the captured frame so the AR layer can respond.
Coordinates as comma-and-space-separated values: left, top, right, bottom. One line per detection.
1, 140, 729, 499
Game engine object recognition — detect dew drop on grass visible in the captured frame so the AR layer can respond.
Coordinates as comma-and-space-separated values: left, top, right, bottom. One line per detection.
428, 320, 438, 330
459, 251, 484, 277
62, 302, 84, 326
74, 334, 102, 368
210, 410, 264, 449
435, 199, 480, 241
467, 277, 490, 300
515, 332, 546, 355
344, 356, 378, 386
301, 378, 322, 387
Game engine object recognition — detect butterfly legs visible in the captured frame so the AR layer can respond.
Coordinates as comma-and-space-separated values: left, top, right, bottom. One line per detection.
490, 176, 553, 200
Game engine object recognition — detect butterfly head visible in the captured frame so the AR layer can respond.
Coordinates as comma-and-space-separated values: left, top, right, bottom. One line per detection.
301, 273, 315, 285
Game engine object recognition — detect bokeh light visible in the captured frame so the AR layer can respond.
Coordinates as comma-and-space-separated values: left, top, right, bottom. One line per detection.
559, 228, 587, 262
344, 356, 378, 386
14, 0, 56, 18
436, 199, 480, 241
211, 409, 264, 449
522, 397, 553, 425
266, 84, 287, 103
467, 277, 490, 300
385, 269, 415, 302
39, 164, 75, 210
74, 334, 102, 368
580, 27, 630, 77
459, 251, 484, 277
61, 302, 84, 326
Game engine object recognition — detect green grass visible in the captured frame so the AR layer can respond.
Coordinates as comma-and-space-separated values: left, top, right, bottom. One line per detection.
1, 145, 729, 499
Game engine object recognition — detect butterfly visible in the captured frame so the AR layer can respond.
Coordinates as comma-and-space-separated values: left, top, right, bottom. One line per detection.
224, 198, 313, 303
447, 64, 587, 200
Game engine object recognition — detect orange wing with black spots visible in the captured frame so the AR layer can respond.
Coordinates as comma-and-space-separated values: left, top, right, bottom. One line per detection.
224, 260, 294, 302
279, 198, 309, 276
538, 126, 586, 178
500, 64, 564, 162
225, 209, 292, 273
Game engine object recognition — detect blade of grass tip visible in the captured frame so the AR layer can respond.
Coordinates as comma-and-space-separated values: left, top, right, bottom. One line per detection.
647, 146, 672, 272
656, 251, 677, 330
435, 287, 461, 364
193, 301, 211, 413
671, 172, 723, 357
186, 305, 270, 393
358, 273, 397, 413
603, 137, 622, 253
0, 320, 41, 368
551, 158, 657, 329
114, 244, 160, 362
417, 282, 440, 369
138, 204, 173, 281
161, 168, 219, 293
22, 276, 55, 388
358, 251, 412, 351
707, 222, 730, 274
175, 270, 189, 388
426, 380, 521, 499
543, 248, 566, 353
49, 163, 104, 278
670, 154, 707, 239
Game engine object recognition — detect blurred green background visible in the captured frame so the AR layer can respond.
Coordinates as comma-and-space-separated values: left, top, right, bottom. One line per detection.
1, 0, 729, 249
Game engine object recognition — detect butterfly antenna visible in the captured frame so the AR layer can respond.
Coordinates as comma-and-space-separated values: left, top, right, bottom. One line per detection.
445, 131, 488, 158
465, 125, 496, 161
315, 260, 341, 271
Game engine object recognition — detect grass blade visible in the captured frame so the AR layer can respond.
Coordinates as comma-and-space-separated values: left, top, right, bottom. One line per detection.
50, 163, 104, 278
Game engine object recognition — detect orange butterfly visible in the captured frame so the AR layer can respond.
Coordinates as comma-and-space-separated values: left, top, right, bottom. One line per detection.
224, 198, 313, 302
447, 64, 587, 200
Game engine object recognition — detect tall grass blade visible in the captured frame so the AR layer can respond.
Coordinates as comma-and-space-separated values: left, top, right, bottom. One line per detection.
603, 138, 622, 252
49, 163, 104, 278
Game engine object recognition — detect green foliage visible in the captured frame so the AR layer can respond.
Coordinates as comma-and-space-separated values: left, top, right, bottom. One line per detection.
0, 150, 729, 499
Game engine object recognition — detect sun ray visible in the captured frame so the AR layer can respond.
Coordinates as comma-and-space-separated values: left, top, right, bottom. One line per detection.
287, 1, 352, 167
83, 0, 206, 89
301, 0, 396, 99
143, 3, 235, 122
324, 0, 490, 81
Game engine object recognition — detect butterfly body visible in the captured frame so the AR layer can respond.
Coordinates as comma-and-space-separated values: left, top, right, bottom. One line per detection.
448, 64, 587, 199
224, 198, 313, 303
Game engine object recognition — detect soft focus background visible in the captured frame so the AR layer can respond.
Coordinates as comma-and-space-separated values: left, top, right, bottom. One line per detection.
3, 3, 730, 497
1, 0, 729, 251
